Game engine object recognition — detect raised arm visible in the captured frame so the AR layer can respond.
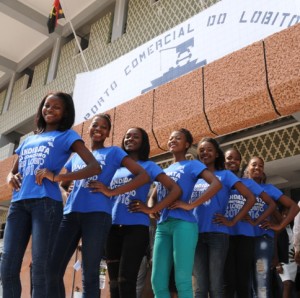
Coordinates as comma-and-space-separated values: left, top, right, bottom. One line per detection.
189, 169, 222, 209
261, 195, 299, 232
170, 169, 222, 211
35, 140, 101, 184
89, 156, 150, 197
213, 181, 256, 227
130, 173, 182, 214
250, 191, 276, 226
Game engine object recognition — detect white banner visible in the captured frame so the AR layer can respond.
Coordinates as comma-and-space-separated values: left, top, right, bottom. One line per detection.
73, 0, 300, 125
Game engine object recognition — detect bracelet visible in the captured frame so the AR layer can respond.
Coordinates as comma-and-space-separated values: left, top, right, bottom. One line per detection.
52, 173, 55, 182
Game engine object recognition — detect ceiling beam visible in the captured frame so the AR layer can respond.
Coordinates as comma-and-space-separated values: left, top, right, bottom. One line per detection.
0, 56, 17, 73
0, 0, 62, 36
16, 38, 60, 72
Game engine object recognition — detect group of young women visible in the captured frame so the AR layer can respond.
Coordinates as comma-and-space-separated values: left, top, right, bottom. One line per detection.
0, 91, 299, 298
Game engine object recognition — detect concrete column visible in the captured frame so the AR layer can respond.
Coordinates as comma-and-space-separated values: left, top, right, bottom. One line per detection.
111, 0, 129, 42
3, 72, 16, 113
46, 37, 63, 84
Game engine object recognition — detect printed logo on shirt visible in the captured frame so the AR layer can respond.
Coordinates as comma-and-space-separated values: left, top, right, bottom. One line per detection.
115, 190, 137, 205
156, 182, 168, 202
225, 194, 246, 218
97, 154, 107, 167
111, 176, 136, 205
19, 145, 51, 177
191, 181, 212, 205
47, 137, 55, 147
248, 196, 266, 219
74, 175, 98, 188
166, 171, 181, 182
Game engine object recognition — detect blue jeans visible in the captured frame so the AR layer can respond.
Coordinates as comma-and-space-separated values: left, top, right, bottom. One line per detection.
252, 235, 274, 298
0, 198, 63, 298
193, 232, 229, 298
47, 211, 112, 298
151, 218, 198, 298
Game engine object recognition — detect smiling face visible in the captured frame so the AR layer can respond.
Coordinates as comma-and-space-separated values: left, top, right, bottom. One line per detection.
123, 128, 143, 153
89, 116, 110, 143
42, 95, 65, 129
247, 157, 264, 182
225, 149, 241, 174
197, 141, 218, 167
167, 131, 190, 154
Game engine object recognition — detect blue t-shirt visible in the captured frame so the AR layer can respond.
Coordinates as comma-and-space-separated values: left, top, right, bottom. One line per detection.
13, 129, 81, 202
193, 170, 240, 234
157, 160, 206, 224
253, 183, 282, 238
111, 160, 163, 226
225, 178, 264, 236
64, 146, 127, 214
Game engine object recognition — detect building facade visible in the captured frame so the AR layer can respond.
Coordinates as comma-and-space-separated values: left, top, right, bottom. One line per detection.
0, 0, 299, 296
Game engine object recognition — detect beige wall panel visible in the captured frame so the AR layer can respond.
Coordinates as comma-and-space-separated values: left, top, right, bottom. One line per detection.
204, 42, 278, 135
264, 23, 300, 115
113, 91, 165, 156
153, 68, 211, 152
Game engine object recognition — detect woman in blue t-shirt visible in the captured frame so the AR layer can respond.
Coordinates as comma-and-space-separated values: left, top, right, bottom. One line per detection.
2, 92, 100, 298
189, 138, 255, 298
150, 129, 222, 298
245, 156, 299, 298
223, 148, 276, 298
105, 127, 181, 298
47, 115, 150, 298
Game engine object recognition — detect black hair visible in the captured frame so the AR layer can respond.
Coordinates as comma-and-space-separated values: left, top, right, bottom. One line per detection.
224, 147, 242, 161
178, 128, 193, 151
94, 113, 112, 132
121, 127, 150, 161
35, 92, 75, 133
247, 156, 265, 168
198, 137, 225, 170
243, 156, 265, 179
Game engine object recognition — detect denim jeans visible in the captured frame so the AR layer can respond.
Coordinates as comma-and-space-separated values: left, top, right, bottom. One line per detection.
193, 232, 229, 298
252, 235, 274, 298
151, 218, 198, 298
47, 211, 112, 298
224, 235, 255, 298
106, 225, 149, 298
0, 198, 63, 298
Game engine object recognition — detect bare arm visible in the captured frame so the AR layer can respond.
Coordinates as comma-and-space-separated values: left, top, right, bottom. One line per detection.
261, 195, 299, 232
35, 140, 101, 184
148, 186, 160, 219
129, 173, 182, 214
169, 169, 222, 211
7, 157, 22, 191
148, 186, 158, 207
89, 156, 150, 196
191, 170, 221, 208
294, 202, 300, 265
214, 181, 256, 226
275, 195, 299, 231
251, 192, 277, 225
